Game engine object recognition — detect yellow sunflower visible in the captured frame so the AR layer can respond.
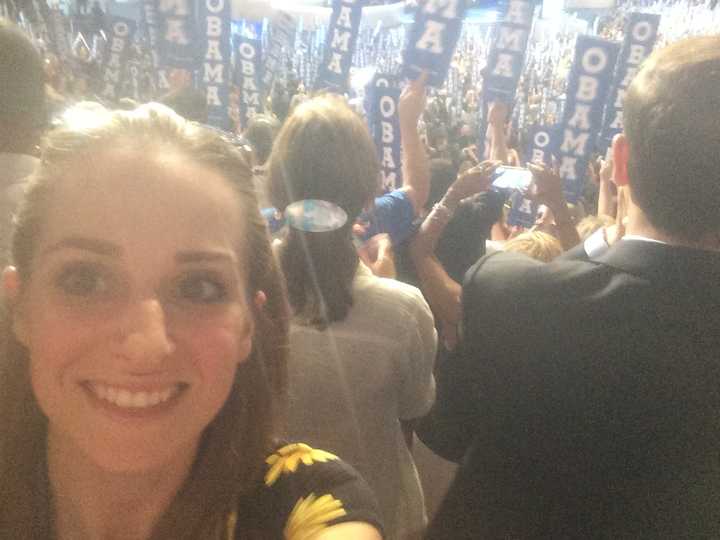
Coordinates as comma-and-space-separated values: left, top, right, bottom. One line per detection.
284, 493, 348, 540
265, 443, 338, 487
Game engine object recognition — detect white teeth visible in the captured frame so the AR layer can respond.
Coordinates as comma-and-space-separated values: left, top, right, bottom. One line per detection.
89, 383, 179, 409
116, 389, 133, 408
132, 392, 149, 408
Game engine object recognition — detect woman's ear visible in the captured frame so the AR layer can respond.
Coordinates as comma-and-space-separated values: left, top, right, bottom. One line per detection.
612, 133, 630, 187
2, 266, 20, 303
254, 290, 267, 311
3, 266, 29, 345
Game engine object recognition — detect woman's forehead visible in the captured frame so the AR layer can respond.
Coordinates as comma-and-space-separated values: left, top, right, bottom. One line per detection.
37, 150, 246, 259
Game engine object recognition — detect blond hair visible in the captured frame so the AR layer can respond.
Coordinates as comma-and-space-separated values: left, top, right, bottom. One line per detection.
576, 214, 614, 241
504, 230, 563, 263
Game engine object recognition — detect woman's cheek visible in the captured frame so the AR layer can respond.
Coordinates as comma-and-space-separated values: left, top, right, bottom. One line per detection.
183, 313, 254, 371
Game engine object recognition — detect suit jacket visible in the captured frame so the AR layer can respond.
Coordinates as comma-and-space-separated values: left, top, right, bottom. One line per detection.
425, 240, 720, 539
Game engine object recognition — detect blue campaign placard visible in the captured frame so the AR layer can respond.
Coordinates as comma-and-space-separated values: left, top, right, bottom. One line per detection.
483, 0, 534, 101
557, 35, 619, 203
476, 0, 534, 159
198, 0, 232, 130
98, 17, 137, 102
156, 0, 198, 69
402, 0, 467, 87
234, 35, 264, 130
262, 11, 296, 98
315, 0, 364, 93
506, 190, 537, 228
524, 124, 556, 165
141, 0, 168, 91
368, 74, 403, 191
598, 12, 660, 154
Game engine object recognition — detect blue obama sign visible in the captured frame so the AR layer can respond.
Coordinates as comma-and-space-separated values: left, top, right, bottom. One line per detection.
156, 0, 198, 69
198, 0, 232, 130
368, 75, 403, 191
557, 35, 619, 203
599, 12, 660, 154
402, 0, 467, 87
525, 124, 555, 165
483, 0, 534, 101
99, 17, 137, 102
234, 35, 264, 130
315, 0, 364, 93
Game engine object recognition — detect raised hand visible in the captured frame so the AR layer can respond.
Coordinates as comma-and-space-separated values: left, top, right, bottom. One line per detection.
445, 160, 501, 206
488, 101, 509, 126
527, 161, 565, 210
398, 72, 429, 130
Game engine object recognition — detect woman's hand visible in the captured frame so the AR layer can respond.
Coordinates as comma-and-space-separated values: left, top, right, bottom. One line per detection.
444, 160, 501, 208
527, 161, 566, 211
358, 233, 396, 279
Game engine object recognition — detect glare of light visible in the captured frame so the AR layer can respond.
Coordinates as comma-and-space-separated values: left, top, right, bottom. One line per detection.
350, 65, 378, 92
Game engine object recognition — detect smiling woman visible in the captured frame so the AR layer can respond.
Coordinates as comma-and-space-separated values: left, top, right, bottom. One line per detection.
0, 103, 384, 540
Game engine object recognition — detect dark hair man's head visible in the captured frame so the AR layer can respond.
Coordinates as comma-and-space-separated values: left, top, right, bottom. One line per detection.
244, 114, 280, 166
622, 35, 720, 242
0, 19, 47, 154
160, 86, 208, 124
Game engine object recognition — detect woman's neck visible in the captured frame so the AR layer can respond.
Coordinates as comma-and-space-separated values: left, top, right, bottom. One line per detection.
47, 430, 195, 540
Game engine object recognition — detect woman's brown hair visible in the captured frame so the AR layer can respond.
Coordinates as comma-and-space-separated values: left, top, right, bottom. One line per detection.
0, 103, 289, 539
267, 95, 379, 329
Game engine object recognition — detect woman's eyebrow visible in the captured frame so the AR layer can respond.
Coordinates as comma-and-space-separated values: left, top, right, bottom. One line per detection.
41, 236, 121, 257
175, 250, 237, 264
40, 239, 236, 264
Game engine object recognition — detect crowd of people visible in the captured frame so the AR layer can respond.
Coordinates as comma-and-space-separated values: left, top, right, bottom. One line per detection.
2, 8, 720, 540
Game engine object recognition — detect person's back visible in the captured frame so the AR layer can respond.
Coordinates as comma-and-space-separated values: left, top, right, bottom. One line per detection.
267, 94, 437, 540
427, 35, 720, 539
428, 245, 720, 538
287, 264, 436, 539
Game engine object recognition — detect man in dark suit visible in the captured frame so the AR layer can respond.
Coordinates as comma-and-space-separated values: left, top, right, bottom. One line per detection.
425, 36, 720, 539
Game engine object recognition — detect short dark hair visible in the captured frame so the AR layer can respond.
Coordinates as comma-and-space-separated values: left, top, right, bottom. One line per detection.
159, 86, 208, 124
0, 19, 47, 135
624, 35, 720, 240
244, 114, 280, 166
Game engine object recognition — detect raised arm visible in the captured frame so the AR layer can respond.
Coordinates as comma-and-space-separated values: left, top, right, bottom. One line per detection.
488, 101, 510, 165
528, 162, 581, 251
410, 161, 499, 345
398, 73, 430, 215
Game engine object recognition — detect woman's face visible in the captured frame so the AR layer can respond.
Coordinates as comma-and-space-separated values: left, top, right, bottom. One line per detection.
10, 148, 254, 473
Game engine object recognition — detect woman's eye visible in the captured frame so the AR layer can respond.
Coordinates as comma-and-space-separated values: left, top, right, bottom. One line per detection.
177, 275, 228, 304
56, 264, 110, 298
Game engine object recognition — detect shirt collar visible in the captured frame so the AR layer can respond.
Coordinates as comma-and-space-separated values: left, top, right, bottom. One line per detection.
621, 234, 668, 245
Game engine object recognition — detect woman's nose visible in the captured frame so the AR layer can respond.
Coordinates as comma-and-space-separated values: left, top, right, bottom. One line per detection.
119, 298, 175, 367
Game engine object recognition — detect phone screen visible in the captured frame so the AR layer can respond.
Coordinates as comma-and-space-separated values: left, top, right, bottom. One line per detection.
492, 166, 533, 191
